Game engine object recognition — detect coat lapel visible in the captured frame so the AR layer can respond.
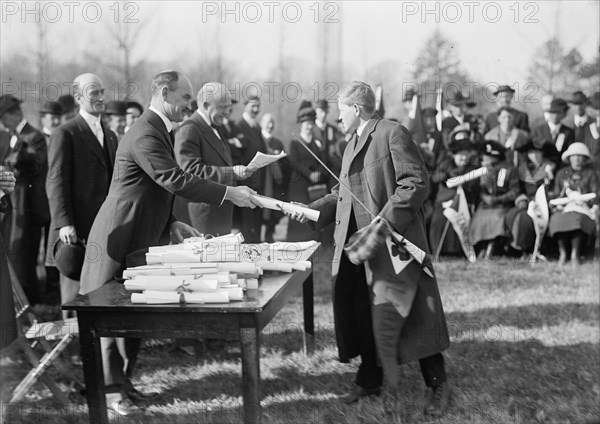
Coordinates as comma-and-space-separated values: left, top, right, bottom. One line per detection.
145, 110, 173, 154
351, 118, 379, 164
193, 114, 233, 166
75, 114, 106, 169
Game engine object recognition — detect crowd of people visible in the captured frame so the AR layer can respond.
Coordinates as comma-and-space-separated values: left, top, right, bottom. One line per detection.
0, 72, 598, 416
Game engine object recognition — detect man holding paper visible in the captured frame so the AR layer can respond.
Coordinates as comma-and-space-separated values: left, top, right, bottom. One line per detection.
174, 82, 256, 235
288, 82, 451, 417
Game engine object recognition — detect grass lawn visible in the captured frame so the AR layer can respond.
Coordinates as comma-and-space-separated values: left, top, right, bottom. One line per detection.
1, 245, 599, 423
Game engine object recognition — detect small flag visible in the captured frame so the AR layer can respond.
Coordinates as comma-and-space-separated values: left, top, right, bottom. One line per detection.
375, 84, 385, 118
442, 185, 476, 262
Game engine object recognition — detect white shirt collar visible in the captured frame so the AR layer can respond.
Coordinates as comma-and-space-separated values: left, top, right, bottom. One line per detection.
149, 105, 173, 133
547, 121, 561, 133
574, 114, 588, 126
197, 109, 213, 127
315, 120, 325, 130
15, 119, 27, 134
356, 119, 369, 137
261, 129, 272, 140
243, 112, 256, 127
79, 109, 101, 133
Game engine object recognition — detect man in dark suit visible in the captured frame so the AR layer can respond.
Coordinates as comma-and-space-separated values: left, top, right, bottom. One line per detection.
174, 82, 255, 235
39, 101, 63, 145
484, 85, 530, 133
290, 82, 451, 417
441, 92, 471, 147
567, 91, 593, 143
58, 94, 78, 124
79, 70, 258, 416
0, 95, 48, 304
0, 164, 17, 350
531, 98, 575, 167
46, 73, 119, 319
581, 92, 600, 172
234, 95, 267, 242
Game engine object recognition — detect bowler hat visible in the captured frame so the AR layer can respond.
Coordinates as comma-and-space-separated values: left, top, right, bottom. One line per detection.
58, 95, 76, 112
297, 106, 316, 123
53, 240, 86, 280
0, 95, 22, 116
546, 98, 569, 113
105, 101, 127, 115
447, 91, 468, 106
515, 138, 557, 158
561, 142, 591, 164
480, 141, 506, 158
315, 99, 329, 111
422, 107, 438, 118
493, 85, 516, 96
39, 101, 63, 115
588, 92, 600, 110
567, 91, 588, 105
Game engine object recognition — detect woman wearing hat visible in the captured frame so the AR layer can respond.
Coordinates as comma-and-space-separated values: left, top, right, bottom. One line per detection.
504, 139, 557, 255
469, 140, 520, 260
287, 101, 326, 241
548, 142, 598, 266
429, 129, 479, 256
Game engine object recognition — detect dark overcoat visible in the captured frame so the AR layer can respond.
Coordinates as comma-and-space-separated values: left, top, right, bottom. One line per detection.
79, 110, 227, 294
173, 113, 235, 236
311, 118, 450, 364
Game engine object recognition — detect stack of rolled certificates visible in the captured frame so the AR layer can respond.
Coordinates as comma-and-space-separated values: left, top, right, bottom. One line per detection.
123, 233, 318, 304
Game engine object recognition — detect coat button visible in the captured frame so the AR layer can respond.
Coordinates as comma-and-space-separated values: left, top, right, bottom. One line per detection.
338, 197, 342, 202
341, 173, 347, 178
335, 219, 341, 225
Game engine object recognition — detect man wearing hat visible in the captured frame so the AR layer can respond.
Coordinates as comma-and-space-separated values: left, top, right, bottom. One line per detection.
441, 91, 472, 146
125, 101, 143, 133
291, 81, 451, 417
484, 85, 530, 133
567, 91, 593, 143
104, 100, 128, 141
0, 94, 48, 304
531, 98, 575, 167
233, 95, 267, 242
39, 101, 63, 145
46, 73, 119, 322
58, 94, 78, 123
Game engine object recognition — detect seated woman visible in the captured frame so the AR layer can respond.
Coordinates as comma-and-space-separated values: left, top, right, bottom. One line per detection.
505, 139, 557, 256
484, 106, 529, 167
429, 129, 479, 256
469, 141, 520, 260
548, 142, 598, 266
287, 102, 327, 242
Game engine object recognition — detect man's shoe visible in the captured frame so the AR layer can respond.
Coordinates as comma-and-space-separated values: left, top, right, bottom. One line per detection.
128, 388, 160, 401
342, 385, 381, 404
108, 398, 140, 416
424, 381, 452, 417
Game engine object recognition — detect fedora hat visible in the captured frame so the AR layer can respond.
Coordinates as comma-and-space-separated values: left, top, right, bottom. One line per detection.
39, 101, 63, 115
493, 85, 516, 96
53, 240, 86, 280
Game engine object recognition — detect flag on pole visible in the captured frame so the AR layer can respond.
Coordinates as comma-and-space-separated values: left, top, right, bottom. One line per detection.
375, 84, 385, 118
527, 184, 550, 262
442, 185, 476, 262
435, 87, 444, 132
407, 92, 427, 146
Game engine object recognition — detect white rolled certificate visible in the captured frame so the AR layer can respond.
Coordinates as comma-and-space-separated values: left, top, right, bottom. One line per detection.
123, 264, 219, 279
251, 194, 320, 222
124, 276, 219, 291
255, 261, 294, 273
131, 290, 230, 304
446, 167, 488, 188
549, 192, 596, 206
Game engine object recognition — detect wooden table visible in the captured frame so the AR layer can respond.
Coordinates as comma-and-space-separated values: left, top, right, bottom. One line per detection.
63, 247, 317, 424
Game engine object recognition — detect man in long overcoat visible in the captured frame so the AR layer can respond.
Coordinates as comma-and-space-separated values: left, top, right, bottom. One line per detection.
298, 81, 451, 417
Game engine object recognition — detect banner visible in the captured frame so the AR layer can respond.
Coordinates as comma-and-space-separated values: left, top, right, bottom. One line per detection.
442, 185, 476, 262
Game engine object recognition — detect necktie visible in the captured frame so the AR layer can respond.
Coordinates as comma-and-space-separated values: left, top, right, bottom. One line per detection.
95, 120, 104, 146
210, 123, 222, 139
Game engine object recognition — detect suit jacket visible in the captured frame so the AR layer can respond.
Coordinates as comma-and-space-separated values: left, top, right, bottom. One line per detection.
234, 117, 266, 191
79, 109, 227, 294
310, 118, 449, 364
19, 122, 49, 225
484, 126, 530, 166
570, 114, 595, 143
485, 107, 530, 133
0, 194, 16, 349
173, 112, 235, 235
531, 122, 575, 166
46, 114, 118, 264
581, 121, 600, 172
441, 114, 472, 146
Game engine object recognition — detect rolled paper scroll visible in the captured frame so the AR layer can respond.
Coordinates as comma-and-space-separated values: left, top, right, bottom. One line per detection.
131, 290, 230, 304
123, 264, 219, 279
124, 277, 219, 291
251, 194, 320, 222
549, 192, 596, 206
446, 167, 488, 188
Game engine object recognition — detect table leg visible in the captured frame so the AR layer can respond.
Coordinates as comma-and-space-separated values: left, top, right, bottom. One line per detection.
78, 313, 108, 424
302, 269, 315, 355
240, 327, 261, 424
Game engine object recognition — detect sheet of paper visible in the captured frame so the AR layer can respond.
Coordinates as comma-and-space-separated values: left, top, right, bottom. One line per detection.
247, 151, 287, 170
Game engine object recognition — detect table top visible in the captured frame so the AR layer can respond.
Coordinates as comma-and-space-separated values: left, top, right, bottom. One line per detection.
63, 245, 318, 314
